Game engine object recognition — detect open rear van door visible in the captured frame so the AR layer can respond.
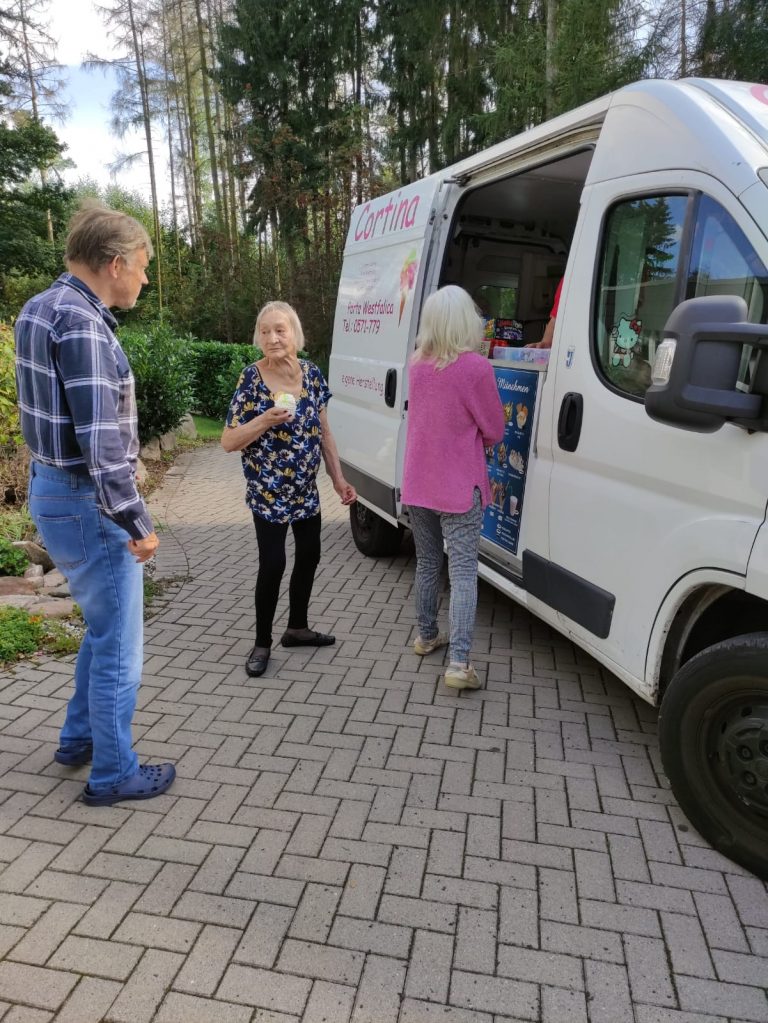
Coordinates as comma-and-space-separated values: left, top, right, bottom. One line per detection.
328, 177, 444, 535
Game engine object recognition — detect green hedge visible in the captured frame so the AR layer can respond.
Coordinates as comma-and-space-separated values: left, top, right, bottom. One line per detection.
188, 340, 259, 420
119, 324, 195, 444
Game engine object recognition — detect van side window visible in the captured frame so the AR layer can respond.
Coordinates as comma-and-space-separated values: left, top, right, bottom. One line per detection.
595, 195, 688, 398
686, 196, 768, 388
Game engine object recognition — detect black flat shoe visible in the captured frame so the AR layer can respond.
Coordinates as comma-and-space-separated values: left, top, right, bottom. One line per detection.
246, 645, 270, 677
280, 630, 335, 648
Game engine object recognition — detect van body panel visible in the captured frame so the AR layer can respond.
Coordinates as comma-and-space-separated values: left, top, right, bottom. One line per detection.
328, 177, 443, 512
586, 80, 768, 190
747, 520, 768, 601
544, 173, 768, 683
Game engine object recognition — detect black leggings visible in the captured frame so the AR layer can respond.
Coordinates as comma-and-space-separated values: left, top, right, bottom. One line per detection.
253, 512, 322, 647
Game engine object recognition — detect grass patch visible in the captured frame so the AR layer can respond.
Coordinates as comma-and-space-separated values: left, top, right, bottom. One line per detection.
0, 605, 83, 665
144, 573, 188, 613
0, 505, 35, 543
192, 414, 223, 441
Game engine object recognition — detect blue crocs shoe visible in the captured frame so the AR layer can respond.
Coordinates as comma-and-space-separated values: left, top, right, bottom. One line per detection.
54, 743, 93, 766
82, 763, 176, 806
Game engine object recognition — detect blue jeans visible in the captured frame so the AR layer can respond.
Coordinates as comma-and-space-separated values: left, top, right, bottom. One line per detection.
28, 462, 142, 789
407, 489, 483, 666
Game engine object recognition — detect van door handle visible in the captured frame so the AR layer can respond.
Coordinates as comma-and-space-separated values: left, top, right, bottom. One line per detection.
557, 392, 583, 451
385, 368, 397, 408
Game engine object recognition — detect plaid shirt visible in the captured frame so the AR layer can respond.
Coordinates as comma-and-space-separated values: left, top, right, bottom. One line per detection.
14, 273, 154, 540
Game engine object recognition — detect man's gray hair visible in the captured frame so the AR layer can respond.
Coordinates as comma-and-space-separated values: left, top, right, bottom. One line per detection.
65, 201, 154, 272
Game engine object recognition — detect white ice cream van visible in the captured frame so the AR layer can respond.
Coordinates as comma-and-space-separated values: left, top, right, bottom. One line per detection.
328, 78, 768, 878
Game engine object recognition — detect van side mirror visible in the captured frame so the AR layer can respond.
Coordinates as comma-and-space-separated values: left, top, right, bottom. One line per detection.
645, 296, 768, 432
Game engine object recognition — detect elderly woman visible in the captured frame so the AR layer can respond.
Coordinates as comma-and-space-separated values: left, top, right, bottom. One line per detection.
403, 285, 505, 691
222, 301, 356, 678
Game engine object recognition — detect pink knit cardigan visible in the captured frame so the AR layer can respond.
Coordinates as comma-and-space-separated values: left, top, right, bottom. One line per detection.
402, 351, 505, 513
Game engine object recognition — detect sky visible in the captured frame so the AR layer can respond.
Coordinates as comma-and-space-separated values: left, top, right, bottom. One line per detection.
48, 0, 166, 202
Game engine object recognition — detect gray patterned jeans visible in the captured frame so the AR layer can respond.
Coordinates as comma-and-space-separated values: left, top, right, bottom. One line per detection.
407, 489, 483, 666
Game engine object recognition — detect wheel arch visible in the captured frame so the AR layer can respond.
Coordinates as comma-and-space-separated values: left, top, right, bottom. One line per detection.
656, 582, 768, 702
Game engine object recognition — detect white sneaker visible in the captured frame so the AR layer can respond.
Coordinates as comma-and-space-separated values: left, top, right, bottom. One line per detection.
413, 632, 449, 656
444, 663, 481, 690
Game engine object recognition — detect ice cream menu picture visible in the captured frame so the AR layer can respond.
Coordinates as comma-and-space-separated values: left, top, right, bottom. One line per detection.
482, 366, 540, 556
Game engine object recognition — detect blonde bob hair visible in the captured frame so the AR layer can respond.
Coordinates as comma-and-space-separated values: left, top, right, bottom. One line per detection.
65, 201, 153, 272
413, 285, 484, 369
253, 300, 305, 352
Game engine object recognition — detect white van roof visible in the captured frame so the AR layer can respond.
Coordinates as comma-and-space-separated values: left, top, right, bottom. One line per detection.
438, 78, 768, 190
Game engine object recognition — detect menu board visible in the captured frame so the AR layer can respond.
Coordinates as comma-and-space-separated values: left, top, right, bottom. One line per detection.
482, 366, 540, 556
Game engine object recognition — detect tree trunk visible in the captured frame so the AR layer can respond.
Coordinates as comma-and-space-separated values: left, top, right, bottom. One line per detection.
545, 0, 558, 119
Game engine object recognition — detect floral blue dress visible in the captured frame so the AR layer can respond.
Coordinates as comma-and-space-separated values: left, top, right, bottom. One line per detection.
226, 359, 331, 524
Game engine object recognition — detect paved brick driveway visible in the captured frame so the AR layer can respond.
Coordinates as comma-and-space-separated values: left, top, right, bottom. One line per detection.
0, 443, 766, 1023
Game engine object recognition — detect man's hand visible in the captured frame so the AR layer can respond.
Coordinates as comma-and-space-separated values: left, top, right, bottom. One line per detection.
334, 480, 357, 506
128, 532, 160, 563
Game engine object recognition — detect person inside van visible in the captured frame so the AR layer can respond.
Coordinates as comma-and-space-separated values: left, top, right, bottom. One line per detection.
527, 276, 563, 349
221, 301, 356, 679
403, 286, 505, 690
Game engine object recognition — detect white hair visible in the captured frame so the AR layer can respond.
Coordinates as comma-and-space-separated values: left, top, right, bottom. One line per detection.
413, 285, 484, 369
253, 300, 305, 351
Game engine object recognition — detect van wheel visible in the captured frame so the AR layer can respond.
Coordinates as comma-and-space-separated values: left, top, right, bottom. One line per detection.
349, 502, 403, 557
659, 632, 768, 879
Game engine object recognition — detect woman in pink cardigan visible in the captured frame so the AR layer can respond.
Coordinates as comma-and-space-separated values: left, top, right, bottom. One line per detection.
402, 286, 505, 690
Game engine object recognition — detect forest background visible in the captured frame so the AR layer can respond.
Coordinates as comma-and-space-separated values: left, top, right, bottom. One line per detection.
1, 0, 767, 365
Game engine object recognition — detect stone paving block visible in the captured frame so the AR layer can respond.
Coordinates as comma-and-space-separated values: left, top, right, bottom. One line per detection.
49, 976, 122, 1023
661, 911, 716, 978
711, 948, 768, 987
26, 870, 108, 905
379, 894, 456, 933
726, 876, 768, 929
337, 864, 385, 920
132, 863, 197, 916
455, 907, 497, 974
350, 953, 406, 1023
541, 920, 624, 963
3, 1006, 53, 1023
497, 944, 583, 989
303, 980, 355, 1023
541, 985, 589, 1023
584, 960, 634, 1023
189, 844, 245, 895
112, 910, 200, 952
289, 882, 341, 943
450, 970, 538, 1019
6, 900, 85, 965
172, 923, 241, 997
625, 933, 676, 1007
676, 975, 768, 1021
400, 999, 493, 1023
48, 934, 142, 981
277, 938, 365, 985
329, 915, 411, 958
226, 872, 305, 906
218, 963, 311, 1014
172, 891, 255, 928
694, 891, 751, 953
0, 962, 78, 1010
104, 948, 184, 1023
155, 991, 254, 1023
234, 902, 293, 968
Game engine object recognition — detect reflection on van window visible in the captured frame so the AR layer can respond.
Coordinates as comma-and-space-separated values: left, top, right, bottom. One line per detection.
595, 195, 688, 398
474, 284, 518, 319
686, 196, 768, 389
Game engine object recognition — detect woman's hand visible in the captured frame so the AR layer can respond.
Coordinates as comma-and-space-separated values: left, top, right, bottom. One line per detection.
334, 479, 357, 505
261, 407, 293, 428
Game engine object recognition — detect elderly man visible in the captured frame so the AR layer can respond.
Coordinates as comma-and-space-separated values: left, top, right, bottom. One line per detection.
14, 203, 175, 806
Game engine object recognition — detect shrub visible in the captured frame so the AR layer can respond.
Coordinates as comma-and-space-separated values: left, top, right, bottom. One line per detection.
0, 605, 82, 664
0, 536, 28, 575
188, 340, 259, 420
119, 324, 195, 443
0, 323, 21, 449
0, 606, 44, 661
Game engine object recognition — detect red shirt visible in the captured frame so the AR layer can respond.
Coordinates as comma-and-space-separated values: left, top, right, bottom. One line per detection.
550, 278, 564, 319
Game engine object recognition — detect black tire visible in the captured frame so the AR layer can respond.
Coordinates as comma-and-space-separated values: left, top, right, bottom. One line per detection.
349, 502, 403, 557
659, 631, 768, 879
